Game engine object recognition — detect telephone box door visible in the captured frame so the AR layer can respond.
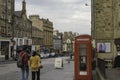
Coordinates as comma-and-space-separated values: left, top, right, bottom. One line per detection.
74, 35, 92, 80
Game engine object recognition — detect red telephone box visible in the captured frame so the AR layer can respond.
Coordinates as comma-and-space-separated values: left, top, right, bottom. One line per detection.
74, 34, 92, 80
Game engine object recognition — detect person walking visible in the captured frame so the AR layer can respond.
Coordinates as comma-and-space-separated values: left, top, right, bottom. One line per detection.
30, 51, 41, 80
18, 47, 29, 80
113, 52, 120, 80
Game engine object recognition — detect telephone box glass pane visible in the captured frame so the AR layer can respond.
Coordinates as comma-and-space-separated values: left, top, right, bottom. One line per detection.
79, 44, 87, 72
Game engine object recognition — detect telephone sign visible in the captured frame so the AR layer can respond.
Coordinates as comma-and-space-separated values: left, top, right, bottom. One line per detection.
74, 34, 92, 80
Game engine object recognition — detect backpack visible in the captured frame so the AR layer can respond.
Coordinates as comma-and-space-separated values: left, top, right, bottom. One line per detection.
17, 52, 25, 68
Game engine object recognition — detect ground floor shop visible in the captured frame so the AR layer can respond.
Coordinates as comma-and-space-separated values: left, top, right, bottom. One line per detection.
0, 37, 33, 61
0, 39, 11, 60
94, 39, 118, 68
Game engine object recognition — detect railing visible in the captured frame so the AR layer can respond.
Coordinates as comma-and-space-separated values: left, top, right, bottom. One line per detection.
97, 58, 106, 78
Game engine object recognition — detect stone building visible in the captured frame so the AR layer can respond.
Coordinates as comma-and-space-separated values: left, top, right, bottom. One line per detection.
53, 30, 62, 54
32, 26, 43, 52
29, 15, 53, 52
42, 18, 53, 52
29, 15, 44, 52
0, 0, 14, 37
29, 15, 43, 31
13, 0, 32, 59
0, 0, 14, 59
91, 0, 120, 62
62, 31, 75, 55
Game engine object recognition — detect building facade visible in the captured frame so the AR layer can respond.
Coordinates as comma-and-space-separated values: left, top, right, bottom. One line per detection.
29, 15, 43, 31
29, 15, 44, 52
91, 0, 120, 62
42, 18, 53, 52
53, 30, 62, 54
62, 31, 76, 55
0, 0, 14, 36
13, 0, 32, 59
31, 26, 43, 52
0, 0, 14, 59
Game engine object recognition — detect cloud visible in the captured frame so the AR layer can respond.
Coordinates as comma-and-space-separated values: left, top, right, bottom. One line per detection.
15, 0, 91, 34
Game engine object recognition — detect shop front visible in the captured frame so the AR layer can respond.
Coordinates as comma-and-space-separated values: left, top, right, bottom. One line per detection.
0, 39, 11, 60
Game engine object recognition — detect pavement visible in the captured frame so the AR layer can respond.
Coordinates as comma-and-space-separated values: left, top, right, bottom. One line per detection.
0, 57, 100, 80
41, 61, 74, 80
106, 68, 120, 80
40, 57, 74, 80
92, 67, 120, 80
0, 58, 16, 64
40, 57, 100, 80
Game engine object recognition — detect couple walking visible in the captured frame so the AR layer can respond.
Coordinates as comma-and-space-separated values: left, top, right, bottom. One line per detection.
17, 48, 42, 80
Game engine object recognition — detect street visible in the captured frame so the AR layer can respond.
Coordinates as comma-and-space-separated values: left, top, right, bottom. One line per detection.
0, 57, 74, 80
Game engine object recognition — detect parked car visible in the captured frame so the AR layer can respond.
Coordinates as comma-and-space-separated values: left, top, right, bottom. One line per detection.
50, 52, 56, 57
46, 53, 50, 58
40, 52, 46, 59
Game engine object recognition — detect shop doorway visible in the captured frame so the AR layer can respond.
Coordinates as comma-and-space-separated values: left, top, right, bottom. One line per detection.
1, 41, 9, 60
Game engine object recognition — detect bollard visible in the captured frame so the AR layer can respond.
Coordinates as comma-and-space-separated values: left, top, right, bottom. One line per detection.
68, 61, 70, 63
68, 59, 70, 63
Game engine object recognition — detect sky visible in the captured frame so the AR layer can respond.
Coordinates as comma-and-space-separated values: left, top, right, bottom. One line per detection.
15, 0, 91, 35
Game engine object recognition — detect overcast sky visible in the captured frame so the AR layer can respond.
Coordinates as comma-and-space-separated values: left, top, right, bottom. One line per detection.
15, 0, 91, 35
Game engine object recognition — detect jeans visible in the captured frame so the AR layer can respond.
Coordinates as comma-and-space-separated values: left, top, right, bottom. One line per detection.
21, 67, 29, 80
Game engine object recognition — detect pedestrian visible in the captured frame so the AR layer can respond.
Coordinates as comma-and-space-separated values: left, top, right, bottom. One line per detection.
30, 51, 41, 80
113, 52, 120, 79
70, 53, 72, 59
37, 52, 42, 80
18, 47, 29, 80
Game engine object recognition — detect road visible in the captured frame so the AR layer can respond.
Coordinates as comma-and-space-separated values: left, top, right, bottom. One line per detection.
0, 57, 74, 80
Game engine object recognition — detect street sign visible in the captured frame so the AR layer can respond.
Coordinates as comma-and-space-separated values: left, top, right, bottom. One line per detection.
54, 58, 63, 69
